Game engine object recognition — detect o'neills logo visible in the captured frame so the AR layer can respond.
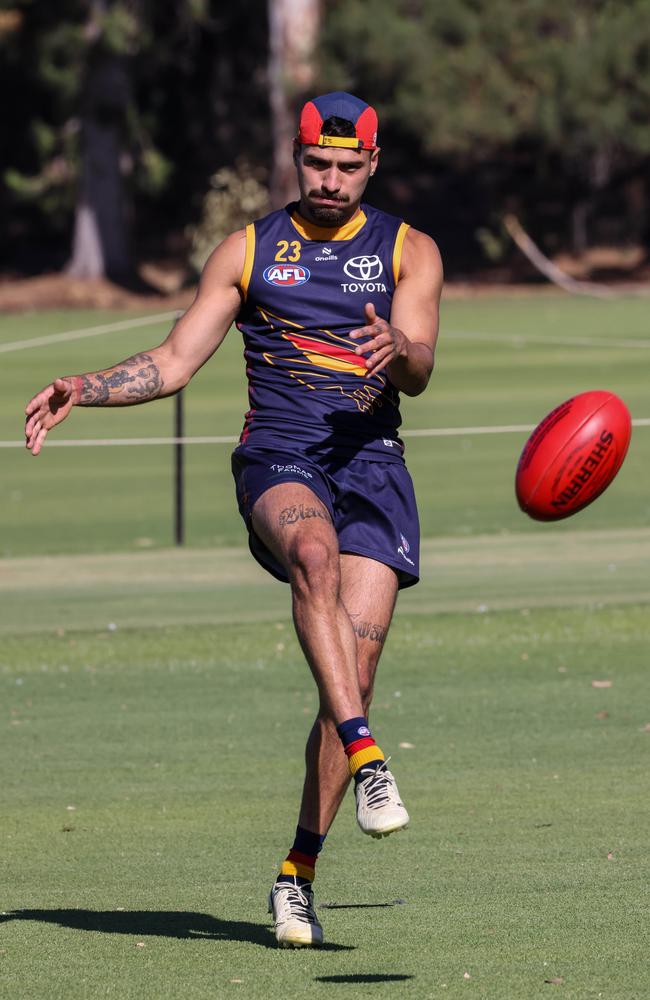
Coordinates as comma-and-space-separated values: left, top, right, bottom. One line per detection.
551, 430, 613, 509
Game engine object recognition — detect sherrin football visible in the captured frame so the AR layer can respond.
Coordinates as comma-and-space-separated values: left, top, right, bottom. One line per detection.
515, 390, 632, 521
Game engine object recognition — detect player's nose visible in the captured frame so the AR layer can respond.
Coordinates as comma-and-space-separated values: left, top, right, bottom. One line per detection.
321, 168, 342, 193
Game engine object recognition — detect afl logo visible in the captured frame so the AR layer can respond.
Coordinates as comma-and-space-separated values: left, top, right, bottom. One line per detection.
263, 264, 310, 286
343, 255, 383, 281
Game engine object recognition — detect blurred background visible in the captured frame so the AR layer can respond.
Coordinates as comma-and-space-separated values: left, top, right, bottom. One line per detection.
2, 0, 650, 306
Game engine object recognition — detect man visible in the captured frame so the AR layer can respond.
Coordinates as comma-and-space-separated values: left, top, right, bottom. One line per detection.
25, 91, 443, 948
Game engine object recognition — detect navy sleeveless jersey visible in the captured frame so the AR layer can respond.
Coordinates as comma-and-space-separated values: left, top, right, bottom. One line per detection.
235, 202, 410, 463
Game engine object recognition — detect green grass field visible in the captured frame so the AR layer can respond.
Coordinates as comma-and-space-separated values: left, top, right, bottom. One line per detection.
1, 294, 649, 998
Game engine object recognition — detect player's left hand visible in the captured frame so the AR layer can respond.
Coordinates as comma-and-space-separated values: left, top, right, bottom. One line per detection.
349, 302, 408, 378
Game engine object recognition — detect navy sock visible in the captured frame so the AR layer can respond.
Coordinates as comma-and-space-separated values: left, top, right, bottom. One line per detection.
276, 825, 326, 886
336, 716, 385, 783
292, 824, 326, 857
276, 874, 313, 887
336, 716, 371, 748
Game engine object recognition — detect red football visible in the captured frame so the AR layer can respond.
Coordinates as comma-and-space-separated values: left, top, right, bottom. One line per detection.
516, 390, 632, 521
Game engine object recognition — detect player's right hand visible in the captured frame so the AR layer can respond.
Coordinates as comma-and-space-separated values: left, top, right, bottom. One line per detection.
25, 377, 77, 455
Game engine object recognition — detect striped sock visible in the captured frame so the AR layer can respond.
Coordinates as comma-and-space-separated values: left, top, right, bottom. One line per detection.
336, 716, 385, 783
277, 825, 326, 885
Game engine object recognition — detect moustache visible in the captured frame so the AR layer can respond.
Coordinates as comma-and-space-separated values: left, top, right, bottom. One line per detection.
309, 191, 349, 203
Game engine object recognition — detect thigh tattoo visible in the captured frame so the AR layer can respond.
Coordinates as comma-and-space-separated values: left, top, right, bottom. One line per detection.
278, 503, 331, 529
346, 610, 388, 645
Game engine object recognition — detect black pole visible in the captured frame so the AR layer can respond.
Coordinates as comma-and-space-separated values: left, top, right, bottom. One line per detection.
174, 390, 185, 545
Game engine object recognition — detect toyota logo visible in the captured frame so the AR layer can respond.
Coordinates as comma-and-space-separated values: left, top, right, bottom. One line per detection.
343, 255, 384, 281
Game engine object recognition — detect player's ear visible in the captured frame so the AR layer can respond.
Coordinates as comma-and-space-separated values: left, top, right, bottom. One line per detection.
369, 148, 380, 177
292, 139, 301, 164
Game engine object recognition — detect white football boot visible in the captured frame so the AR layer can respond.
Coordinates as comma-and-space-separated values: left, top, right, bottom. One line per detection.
355, 759, 410, 838
268, 878, 323, 948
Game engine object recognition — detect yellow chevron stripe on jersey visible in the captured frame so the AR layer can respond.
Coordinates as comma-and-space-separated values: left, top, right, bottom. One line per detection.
258, 306, 305, 331
392, 222, 410, 284
240, 223, 256, 300
259, 307, 366, 351
289, 210, 367, 242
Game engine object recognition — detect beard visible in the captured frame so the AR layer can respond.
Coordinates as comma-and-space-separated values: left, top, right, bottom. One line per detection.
306, 193, 350, 225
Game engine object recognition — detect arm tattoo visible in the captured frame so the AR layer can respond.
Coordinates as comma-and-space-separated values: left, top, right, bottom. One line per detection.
347, 610, 388, 645
278, 503, 331, 528
78, 354, 164, 406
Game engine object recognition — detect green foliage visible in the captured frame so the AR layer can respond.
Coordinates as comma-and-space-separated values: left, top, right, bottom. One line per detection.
2, 3, 272, 271
2, 1, 649, 271
0, 5, 176, 253
100, 2, 141, 55
187, 0, 209, 22
319, 0, 650, 259
36, 21, 85, 98
475, 225, 509, 262
189, 163, 270, 274
30, 118, 57, 159
138, 146, 173, 195
321, 0, 650, 161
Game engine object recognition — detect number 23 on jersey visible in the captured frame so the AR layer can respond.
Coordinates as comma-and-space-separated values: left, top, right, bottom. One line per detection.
275, 240, 301, 262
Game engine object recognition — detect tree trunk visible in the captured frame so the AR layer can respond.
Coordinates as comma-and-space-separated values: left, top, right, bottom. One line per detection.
268, 0, 321, 209
571, 149, 613, 257
67, 47, 133, 282
571, 200, 589, 256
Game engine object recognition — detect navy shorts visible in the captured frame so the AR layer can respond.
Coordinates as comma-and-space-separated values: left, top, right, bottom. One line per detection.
231, 446, 420, 589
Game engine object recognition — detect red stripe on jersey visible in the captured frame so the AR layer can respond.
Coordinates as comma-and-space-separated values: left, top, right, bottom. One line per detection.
285, 333, 364, 367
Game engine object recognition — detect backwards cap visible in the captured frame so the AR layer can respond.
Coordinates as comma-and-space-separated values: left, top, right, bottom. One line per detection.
297, 91, 378, 151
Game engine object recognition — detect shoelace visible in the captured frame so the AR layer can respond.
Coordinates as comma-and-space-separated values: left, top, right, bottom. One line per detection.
277, 883, 315, 925
358, 758, 400, 810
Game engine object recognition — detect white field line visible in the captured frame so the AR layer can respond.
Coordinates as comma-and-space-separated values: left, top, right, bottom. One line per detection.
448, 330, 650, 349
4, 418, 650, 449
0, 311, 181, 354
2, 311, 649, 356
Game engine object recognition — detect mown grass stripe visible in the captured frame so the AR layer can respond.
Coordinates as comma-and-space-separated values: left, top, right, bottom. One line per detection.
448, 329, 650, 349
4, 418, 649, 449
0, 311, 180, 354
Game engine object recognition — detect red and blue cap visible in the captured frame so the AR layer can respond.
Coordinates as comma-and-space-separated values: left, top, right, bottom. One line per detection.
297, 91, 378, 151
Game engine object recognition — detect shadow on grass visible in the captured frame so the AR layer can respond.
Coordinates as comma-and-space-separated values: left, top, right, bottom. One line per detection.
316, 974, 413, 983
320, 899, 407, 910
0, 909, 353, 952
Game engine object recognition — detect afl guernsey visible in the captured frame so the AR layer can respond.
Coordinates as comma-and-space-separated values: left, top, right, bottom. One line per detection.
235, 202, 410, 463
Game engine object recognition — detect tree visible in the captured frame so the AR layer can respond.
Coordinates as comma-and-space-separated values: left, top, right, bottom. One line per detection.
319, 0, 650, 261
1, 1, 140, 280
4, 0, 649, 278
1, 1, 272, 280
267, 0, 321, 208
67, 2, 135, 280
